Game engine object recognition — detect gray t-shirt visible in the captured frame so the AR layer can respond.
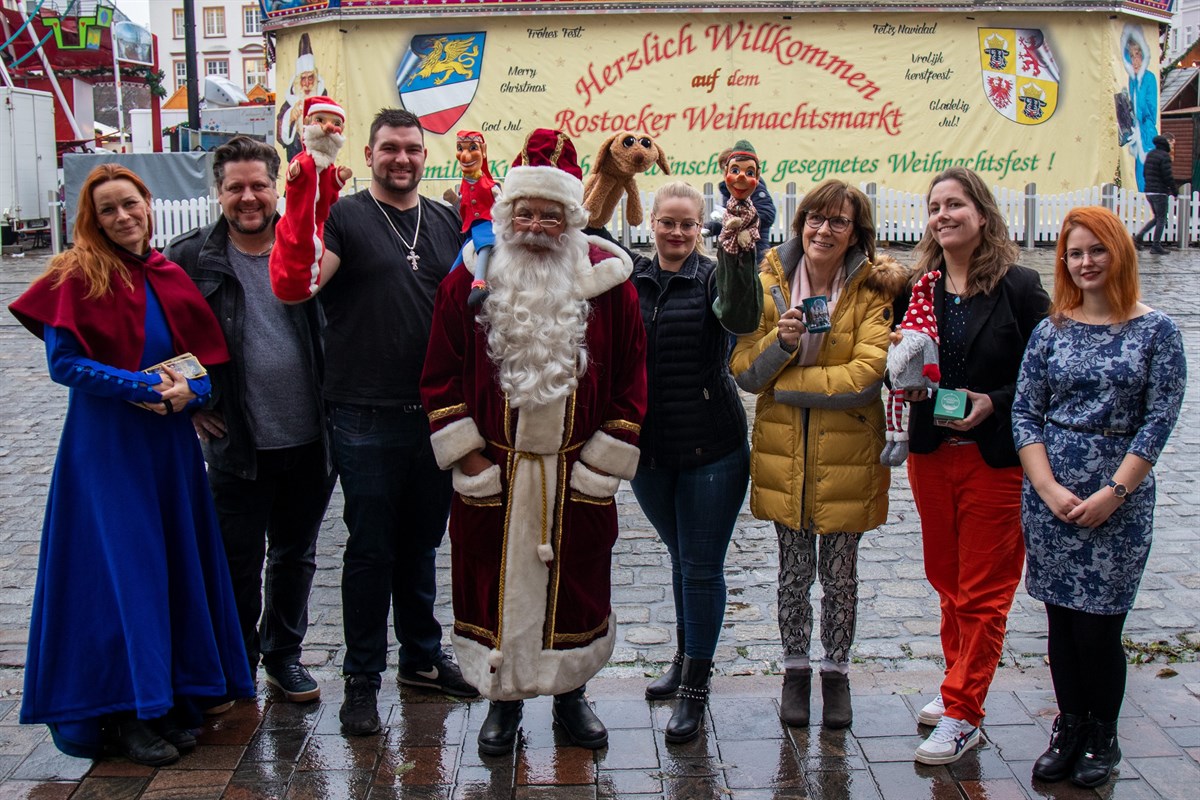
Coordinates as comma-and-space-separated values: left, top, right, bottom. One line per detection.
226, 243, 321, 449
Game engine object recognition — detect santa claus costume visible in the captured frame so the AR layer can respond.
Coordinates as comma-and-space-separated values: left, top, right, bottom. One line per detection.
420, 130, 647, 710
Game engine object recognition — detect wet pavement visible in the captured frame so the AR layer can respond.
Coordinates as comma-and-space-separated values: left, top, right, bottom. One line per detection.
0, 242, 1198, 798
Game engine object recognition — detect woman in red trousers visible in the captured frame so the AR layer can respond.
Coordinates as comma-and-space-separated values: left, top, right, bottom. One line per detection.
897, 167, 1049, 765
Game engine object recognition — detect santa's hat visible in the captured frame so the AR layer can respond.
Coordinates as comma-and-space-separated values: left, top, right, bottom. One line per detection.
505, 128, 584, 212
296, 33, 315, 74
302, 95, 344, 123
900, 270, 941, 344
727, 139, 760, 166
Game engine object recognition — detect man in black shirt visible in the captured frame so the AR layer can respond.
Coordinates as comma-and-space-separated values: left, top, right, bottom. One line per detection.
272, 108, 478, 736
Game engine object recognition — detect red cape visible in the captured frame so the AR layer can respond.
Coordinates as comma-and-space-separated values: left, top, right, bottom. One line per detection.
9, 249, 229, 371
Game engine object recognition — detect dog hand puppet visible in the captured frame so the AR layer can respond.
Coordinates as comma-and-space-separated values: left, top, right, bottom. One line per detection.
582, 132, 669, 228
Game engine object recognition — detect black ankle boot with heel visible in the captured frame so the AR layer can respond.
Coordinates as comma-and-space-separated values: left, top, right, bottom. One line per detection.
108, 716, 180, 766
1071, 719, 1121, 788
665, 656, 711, 744
1032, 713, 1090, 782
477, 700, 523, 756
646, 651, 684, 700
779, 667, 812, 727
553, 685, 608, 749
821, 671, 853, 729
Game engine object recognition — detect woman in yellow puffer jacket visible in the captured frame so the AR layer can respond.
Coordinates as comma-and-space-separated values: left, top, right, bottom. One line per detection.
730, 180, 909, 731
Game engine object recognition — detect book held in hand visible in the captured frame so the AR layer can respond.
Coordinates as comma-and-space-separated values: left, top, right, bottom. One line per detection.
143, 353, 207, 380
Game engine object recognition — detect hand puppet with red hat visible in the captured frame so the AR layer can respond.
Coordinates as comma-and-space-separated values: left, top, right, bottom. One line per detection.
882, 270, 942, 466
270, 94, 353, 302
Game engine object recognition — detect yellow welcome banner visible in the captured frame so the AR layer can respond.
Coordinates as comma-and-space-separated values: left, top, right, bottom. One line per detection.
277, 12, 1151, 193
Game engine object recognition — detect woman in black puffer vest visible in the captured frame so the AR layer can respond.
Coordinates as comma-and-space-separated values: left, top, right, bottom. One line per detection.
630, 181, 756, 744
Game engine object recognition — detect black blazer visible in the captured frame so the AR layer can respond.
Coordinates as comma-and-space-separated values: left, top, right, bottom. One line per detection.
897, 265, 1049, 468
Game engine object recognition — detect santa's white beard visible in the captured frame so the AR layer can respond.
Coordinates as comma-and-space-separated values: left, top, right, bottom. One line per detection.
481, 228, 591, 408
303, 124, 345, 170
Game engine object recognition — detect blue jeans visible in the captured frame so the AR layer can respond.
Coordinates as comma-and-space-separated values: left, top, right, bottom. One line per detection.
330, 403, 452, 676
631, 443, 750, 659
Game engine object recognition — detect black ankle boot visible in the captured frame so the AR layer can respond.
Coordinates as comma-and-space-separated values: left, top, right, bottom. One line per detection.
477, 700, 523, 756
1071, 718, 1121, 788
821, 671, 853, 729
150, 711, 197, 754
552, 685, 608, 749
779, 667, 811, 727
110, 717, 180, 766
1032, 713, 1090, 782
646, 652, 684, 700
665, 656, 711, 744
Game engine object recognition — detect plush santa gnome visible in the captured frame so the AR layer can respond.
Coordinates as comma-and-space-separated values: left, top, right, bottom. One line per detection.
269, 95, 353, 302
455, 131, 502, 307
881, 271, 942, 466
718, 140, 762, 256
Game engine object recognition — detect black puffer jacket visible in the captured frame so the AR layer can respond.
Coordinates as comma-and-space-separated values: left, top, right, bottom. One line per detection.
632, 251, 747, 470
1143, 136, 1177, 195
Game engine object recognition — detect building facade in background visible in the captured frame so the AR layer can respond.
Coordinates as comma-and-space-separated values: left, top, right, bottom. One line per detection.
149, 1, 272, 95
1169, 0, 1200, 62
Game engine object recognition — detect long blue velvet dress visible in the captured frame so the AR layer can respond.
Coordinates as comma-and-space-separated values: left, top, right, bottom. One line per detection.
20, 286, 254, 758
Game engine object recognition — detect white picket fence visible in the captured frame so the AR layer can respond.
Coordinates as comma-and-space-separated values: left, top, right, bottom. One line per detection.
151, 198, 219, 249
143, 183, 1195, 251
618, 182, 1197, 249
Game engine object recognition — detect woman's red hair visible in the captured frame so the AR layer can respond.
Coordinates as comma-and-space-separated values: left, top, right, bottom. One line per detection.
40, 164, 154, 299
1052, 206, 1141, 321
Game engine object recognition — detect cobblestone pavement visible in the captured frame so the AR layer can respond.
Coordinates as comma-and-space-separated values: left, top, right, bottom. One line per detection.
0, 242, 1197, 798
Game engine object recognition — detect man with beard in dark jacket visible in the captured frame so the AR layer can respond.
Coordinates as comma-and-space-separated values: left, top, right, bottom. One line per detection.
1135, 134, 1178, 255
168, 136, 334, 705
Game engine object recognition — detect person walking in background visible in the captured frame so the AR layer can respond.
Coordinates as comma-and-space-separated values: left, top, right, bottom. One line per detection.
1134, 134, 1177, 256
1014, 207, 1185, 788
8, 164, 254, 765
421, 129, 646, 756
269, 108, 478, 737
730, 180, 907, 731
630, 181, 754, 743
167, 136, 335, 705
899, 167, 1049, 766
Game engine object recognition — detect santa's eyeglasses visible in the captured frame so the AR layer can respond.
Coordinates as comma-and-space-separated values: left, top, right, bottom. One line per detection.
512, 214, 564, 231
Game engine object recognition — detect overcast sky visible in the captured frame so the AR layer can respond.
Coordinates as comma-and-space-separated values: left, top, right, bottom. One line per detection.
119, 0, 152, 29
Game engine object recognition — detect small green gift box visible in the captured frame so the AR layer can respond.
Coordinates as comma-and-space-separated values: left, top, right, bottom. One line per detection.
933, 388, 968, 425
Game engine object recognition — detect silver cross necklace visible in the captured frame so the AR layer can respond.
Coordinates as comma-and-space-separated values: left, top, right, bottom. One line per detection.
371, 192, 422, 270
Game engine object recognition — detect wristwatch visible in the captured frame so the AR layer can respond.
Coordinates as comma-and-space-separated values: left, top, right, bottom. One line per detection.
1106, 479, 1129, 499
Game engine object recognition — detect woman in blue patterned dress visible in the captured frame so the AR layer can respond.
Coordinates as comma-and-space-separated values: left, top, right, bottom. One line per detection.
1013, 206, 1186, 789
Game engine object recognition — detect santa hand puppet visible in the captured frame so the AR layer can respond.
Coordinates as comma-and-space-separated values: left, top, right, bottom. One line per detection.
454, 131, 502, 307
718, 140, 761, 256
269, 95, 353, 302
882, 271, 942, 466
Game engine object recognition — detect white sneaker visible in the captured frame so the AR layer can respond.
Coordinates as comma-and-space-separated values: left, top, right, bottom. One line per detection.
918, 693, 945, 726
914, 715, 981, 765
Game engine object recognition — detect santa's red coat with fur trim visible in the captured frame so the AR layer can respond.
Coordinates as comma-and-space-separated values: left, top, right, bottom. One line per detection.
420, 237, 646, 701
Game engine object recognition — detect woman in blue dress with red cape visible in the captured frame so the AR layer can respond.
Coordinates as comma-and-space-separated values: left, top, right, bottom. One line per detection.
9, 164, 254, 765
